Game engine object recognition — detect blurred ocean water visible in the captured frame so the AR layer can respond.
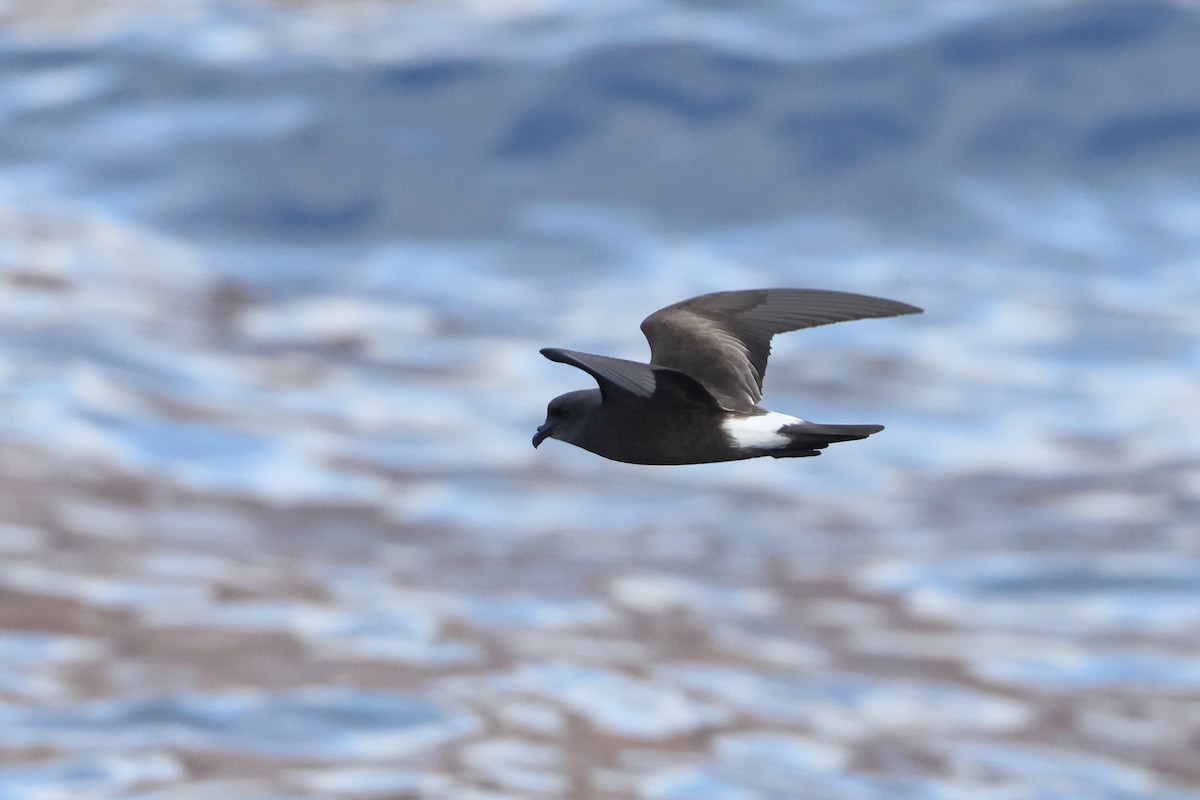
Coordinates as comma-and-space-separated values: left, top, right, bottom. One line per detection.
0, 1, 1198, 798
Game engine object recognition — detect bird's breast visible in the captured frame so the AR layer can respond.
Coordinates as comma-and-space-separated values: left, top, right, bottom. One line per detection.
578, 404, 750, 465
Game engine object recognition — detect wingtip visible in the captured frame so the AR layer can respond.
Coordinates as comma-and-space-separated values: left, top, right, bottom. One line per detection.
869, 297, 922, 317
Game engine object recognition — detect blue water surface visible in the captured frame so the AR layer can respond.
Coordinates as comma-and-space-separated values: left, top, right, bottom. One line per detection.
0, 1, 1198, 798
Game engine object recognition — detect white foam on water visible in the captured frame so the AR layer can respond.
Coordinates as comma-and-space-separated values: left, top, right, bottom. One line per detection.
972, 649, 1200, 691
446, 662, 733, 741
293, 766, 451, 797
608, 571, 778, 617
460, 737, 567, 796
662, 666, 1033, 736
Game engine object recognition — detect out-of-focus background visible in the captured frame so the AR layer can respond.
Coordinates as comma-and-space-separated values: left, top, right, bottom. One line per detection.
1, 0, 1198, 797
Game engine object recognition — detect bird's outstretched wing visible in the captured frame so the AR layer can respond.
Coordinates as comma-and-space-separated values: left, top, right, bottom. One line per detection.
540, 348, 721, 409
640, 289, 922, 410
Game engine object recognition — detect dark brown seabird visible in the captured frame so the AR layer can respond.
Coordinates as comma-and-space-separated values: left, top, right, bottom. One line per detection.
533, 288, 922, 465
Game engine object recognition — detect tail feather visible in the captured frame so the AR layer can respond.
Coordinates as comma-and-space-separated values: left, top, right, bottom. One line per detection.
771, 421, 884, 458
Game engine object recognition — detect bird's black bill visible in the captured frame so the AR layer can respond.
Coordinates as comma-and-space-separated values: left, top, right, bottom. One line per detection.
532, 426, 551, 448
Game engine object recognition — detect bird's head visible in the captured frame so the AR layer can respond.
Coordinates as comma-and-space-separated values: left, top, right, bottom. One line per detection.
532, 389, 601, 449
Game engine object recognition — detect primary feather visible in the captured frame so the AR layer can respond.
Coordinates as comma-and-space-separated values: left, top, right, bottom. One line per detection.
640, 289, 921, 410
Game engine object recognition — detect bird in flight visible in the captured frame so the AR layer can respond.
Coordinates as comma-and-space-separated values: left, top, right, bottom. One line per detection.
533, 288, 921, 465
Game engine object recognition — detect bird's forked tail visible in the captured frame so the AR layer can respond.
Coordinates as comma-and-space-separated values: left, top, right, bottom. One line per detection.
770, 421, 884, 458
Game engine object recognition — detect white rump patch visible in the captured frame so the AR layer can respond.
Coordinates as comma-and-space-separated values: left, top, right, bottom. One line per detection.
723, 411, 803, 450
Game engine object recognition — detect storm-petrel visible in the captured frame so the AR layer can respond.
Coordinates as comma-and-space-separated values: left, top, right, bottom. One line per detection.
532, 288, 921, 465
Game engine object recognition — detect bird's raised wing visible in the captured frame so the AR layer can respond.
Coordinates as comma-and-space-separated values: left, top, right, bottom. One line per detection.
540, 348, 721, 409
640, 289, 922, 410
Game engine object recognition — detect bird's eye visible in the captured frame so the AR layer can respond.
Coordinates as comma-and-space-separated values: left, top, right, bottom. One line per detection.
548, 406, 564, 418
